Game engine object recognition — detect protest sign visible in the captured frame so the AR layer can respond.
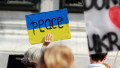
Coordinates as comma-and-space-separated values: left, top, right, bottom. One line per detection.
84, 0, 120, 54
26, 9, 71, 45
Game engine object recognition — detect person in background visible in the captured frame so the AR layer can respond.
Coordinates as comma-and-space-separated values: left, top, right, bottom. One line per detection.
87, 53, 108, 68
38, 45, 74, 68
22, 34, 53, 68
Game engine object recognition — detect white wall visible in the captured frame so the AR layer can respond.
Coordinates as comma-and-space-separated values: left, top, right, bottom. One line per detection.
0, 0, 88, 55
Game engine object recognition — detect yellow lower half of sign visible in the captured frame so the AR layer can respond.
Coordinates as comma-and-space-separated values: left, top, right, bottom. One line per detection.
28, 24, 71, 45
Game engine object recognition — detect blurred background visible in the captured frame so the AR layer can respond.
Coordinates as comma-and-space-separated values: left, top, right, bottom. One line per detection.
0, 0, 120, 68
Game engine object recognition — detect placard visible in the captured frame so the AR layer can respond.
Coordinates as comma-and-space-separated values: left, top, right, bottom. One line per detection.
26, 9, 71, 45
84, 0, 120, 54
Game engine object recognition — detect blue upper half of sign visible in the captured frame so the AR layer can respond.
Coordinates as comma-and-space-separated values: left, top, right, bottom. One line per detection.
26, 9, 69, 30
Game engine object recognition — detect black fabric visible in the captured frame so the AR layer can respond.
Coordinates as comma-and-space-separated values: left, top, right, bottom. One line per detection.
7, 55, 27, 68
66, 0, 82, 4
0, 0, 7, 3
0, 0, 5, 1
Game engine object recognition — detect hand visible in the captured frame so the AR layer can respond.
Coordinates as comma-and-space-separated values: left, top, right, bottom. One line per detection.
42, 34, 53, 48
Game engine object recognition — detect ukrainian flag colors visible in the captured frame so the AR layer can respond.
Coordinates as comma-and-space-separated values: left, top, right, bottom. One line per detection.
26, 9, 71, 45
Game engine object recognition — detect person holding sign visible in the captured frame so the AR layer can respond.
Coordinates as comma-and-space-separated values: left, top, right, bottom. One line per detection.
22, 34, 53, 68
87, 53, 108, 68
38, 45, 74, 68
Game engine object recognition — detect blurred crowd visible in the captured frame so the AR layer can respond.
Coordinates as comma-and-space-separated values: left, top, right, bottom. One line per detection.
20, 34, 110, 68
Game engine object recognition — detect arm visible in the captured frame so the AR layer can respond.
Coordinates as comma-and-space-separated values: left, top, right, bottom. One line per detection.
42, 34, 53, 48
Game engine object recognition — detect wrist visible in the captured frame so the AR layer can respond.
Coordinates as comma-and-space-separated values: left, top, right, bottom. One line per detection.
42, 45, 47, 48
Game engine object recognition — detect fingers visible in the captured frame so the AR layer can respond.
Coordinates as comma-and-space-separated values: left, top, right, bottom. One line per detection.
50, 34, 53, 41
48, 34, 53, 42
45, 34, 53, 42
47, 34, 49, 42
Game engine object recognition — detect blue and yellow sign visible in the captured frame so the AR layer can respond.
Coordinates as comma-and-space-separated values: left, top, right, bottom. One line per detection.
26, 9, 71, 45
